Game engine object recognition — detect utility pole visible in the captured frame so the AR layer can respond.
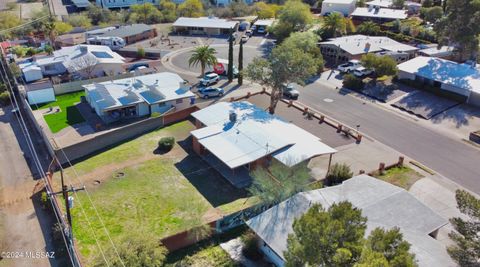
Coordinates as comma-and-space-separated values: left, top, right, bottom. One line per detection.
228, 27, 234, 82
51, 166, 85, 228
238, 39, 243, 85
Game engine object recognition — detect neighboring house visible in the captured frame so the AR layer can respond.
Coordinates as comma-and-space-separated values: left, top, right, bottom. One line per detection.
319, 34, 418, 63
417, 44, 455, 59
215, 0, 253, 6
172, 17, 239, 35
24, 79, 55, 105
351, 6, 408, 22
253, 19, 276, 30
96, 0, 159, 8
54, 32, 86, 47
321, 0, 357, 16
190, 101, 337, 188
366, 0, 392, 8
247, 175, 454, 267
98, 24, 157, 45
85, 26, 116, 39
83, 72, 194, 124
21, 45, 125, 81
397, 56, 480, 106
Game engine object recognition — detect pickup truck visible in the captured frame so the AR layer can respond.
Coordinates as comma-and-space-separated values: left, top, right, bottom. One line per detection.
337, 60, 361, 73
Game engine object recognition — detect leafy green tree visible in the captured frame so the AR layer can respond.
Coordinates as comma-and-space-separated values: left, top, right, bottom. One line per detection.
188, 45, 217, 77
245, 37, 318, 114
178, 0, 204, 17
420, 6, 443, 23
67, 14, 92, 28
422, 0, 434, 7
42, 18, 57, 47
271, 0, 313, 40
448, 190, 480, 266
238, 39, 243, 85
130, 3, 163, 24
160, 0, 177, 22
248, 161, 311, 209
327, 163, 353, 185
356, 21, 381, 35
361, 53, 398, 77
436, 0, 480, 61
228, 29, 234, 82
284, 202, 367, 267
356, 0, 366, 7
95, 233, 167, 267
87, 4, 112, 25
361, 227, 416, 267
391, 0, 405, 9
322, 12, 347, 38
229, 0, 255, 17
254, 2, 280, 18
281, 31, 324, 71
55, 21, 73, 35
345, 18, 356, 34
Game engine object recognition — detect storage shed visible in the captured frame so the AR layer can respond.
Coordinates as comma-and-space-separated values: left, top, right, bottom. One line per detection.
21, 64, 43, 83
25, 80, 55, 105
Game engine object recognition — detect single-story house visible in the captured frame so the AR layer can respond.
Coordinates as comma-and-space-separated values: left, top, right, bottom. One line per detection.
83, 72, 194, 124
28, 45, 125, 79
417, 44, 455, 59
319, 34, 418, 63
253, 19, 275, 29
247, 175, 454, 267
172, 17, 239, 35
85, 26, 116, 39
397, 56, 480, 106
190, 101, 337, 188
321, 0, 357, 16
366, 0, 392, 8
215, 0, 253, 6
351, 6, 408, 22
24, 79, 55, 105
96, 0, 159, 9
99, 24, 157, 45
54, 32, 86, 48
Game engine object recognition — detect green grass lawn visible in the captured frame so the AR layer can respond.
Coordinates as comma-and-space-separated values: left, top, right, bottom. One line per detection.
70, 158, 212, 266
32, 91, 86, 133
373, 166, 424, 189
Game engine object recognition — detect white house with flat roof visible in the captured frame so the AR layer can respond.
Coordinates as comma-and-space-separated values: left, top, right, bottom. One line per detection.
351, 6, 408, 22
321, 0, 357, 16
173, 17, 239, 35
319, 34, 418, 63
397, 56, 480, 106
190, 101, 336, 188
83, 72, 195, 124
247, 175, 453, 267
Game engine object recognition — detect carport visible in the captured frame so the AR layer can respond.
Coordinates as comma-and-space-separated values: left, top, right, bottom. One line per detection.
172, 17, 239, 36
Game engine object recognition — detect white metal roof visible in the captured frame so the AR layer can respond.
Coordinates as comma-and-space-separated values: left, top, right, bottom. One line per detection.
351, 7, 408, 19
247, 175, 452, 266
418, 46, 455, 57
253, 19, 275, 27
398, 56, 480, 95
173, 17, 238, 29
320, 34, 417, 55
323, 0, 356, 4
83, 72, 194, 111
191, 101, 336, 169
366, 0, 392, 7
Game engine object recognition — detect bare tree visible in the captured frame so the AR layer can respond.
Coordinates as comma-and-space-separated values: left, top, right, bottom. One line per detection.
67, 55, 98, 79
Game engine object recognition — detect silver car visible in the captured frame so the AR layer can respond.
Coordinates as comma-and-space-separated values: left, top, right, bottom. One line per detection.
198, 87, 224, 99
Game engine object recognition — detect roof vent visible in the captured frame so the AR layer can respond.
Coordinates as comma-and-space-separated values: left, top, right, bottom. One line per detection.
229, 111, 237, 123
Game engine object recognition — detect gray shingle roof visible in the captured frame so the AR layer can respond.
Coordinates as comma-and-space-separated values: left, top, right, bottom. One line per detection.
101, 24, 153, 38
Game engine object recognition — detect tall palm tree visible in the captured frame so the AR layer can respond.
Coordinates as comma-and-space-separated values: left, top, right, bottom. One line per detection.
322, 12, 347, 38
188, 45, 218, 77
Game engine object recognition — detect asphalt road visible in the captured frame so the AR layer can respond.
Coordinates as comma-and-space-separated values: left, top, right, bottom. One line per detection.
296, 82, 480, 194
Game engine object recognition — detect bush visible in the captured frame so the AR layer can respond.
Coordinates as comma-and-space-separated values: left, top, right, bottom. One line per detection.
0, 91, 10, 106
137, 47, 146, 58
241, 231, 263, 260
158, 137, 175, 151
326, 163, 353, 185
150, 112, 161, 118
343, 74, 365, 90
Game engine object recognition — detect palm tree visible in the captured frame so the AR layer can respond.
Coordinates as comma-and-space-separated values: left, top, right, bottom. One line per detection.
322, 12, 346, 38
188, 45, 218, 77
357, 21, 381, 36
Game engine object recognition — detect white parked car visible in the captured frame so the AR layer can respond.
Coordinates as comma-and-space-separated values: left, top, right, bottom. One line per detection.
337, 60, 361, 73
353, 66, 374, 77
241, 35, 249, 43
199, 73, 220, 86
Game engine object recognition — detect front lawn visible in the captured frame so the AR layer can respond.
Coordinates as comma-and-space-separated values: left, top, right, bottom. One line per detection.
32, 91, 85, 133
373, 166, 424, 189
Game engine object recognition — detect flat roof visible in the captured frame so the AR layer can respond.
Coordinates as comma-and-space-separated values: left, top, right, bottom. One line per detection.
191, 101, 336, 169
173, 17, 238, 29
366, 0, 392, 7
247, 175, 451, 266
418, 46, 455, 57
253, 19, 275, 27
83, 72, 194, 111
323, 0, 356, 4
398, 56, 480, 95
351, 7, 408, 19
320, 34, 417, 55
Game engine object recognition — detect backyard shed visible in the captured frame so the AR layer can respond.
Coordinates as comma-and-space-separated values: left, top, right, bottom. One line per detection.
21, 63, 43, 83
25, 80, 55, 105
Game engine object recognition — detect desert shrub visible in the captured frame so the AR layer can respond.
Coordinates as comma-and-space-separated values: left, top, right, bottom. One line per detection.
343, 74, 365, 90
326, 163, 353, 185
241, 231, 262, 260
137, 47, 146, 58
158, 136, 175, 151
0, 91, 10, 106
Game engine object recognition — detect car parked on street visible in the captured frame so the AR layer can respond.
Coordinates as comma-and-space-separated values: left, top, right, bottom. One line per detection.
257, 26, 266, 34
337, 60, 361, 73
282, 84, 299, 99
245, 30, 253, 37
199, 73, 220, 86
241, 35, 249, 43
198, 87, 224, 99
353, 66, 374, 77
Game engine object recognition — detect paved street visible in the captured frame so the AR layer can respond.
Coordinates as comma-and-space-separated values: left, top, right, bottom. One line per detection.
296, 81, 480, 194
